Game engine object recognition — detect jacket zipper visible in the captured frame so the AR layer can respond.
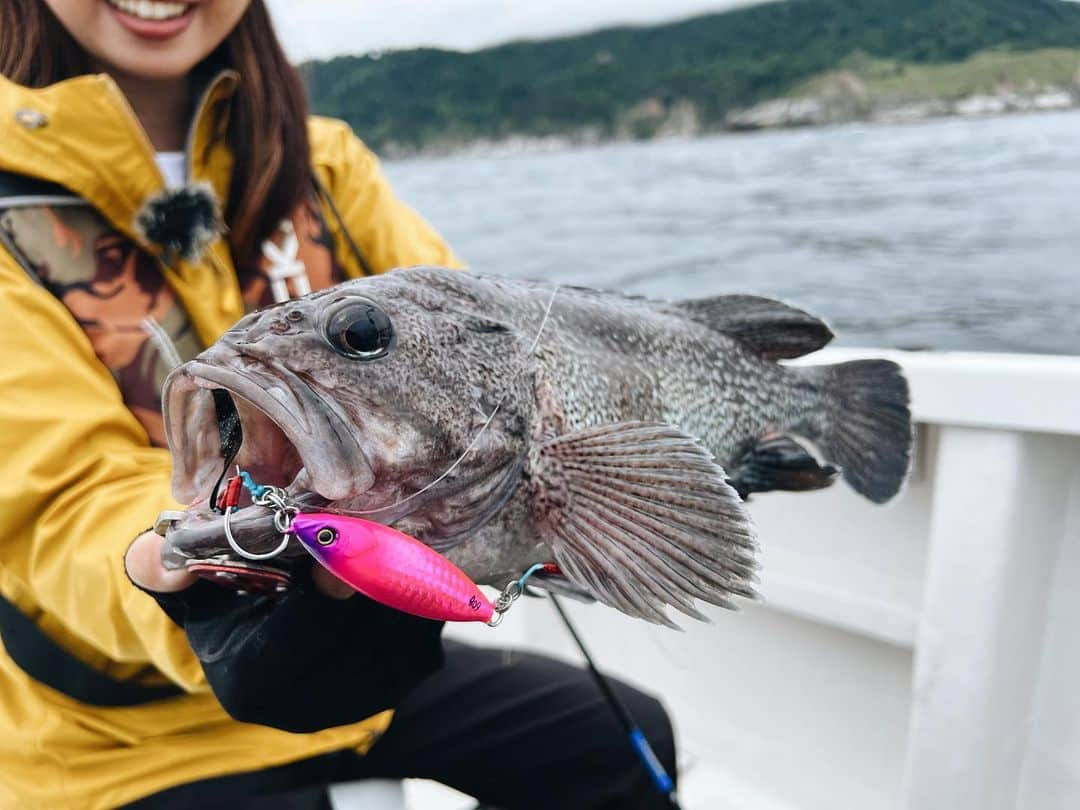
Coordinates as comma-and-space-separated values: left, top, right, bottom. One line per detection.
101, 71, 235, 189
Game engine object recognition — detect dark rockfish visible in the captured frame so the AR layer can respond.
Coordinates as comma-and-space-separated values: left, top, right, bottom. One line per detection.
162, 267, 911, 626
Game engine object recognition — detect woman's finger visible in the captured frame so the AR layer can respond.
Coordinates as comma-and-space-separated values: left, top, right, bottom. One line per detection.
311, 564, 356, 600
125, 530, 198, 593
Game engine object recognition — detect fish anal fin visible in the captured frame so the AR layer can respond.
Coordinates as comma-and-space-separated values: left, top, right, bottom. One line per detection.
676, 294, 833, 360
726, 434, 840, 500
529, 421, 758, 625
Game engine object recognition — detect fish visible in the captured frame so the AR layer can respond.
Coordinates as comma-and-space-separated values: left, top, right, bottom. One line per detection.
160, 266, 912, 626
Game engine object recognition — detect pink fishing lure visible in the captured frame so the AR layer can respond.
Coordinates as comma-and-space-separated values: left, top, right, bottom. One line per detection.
291, 512, 496, 624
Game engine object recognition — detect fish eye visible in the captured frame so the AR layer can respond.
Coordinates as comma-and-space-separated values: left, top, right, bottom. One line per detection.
323, 299, 394, 359
316, 527, 337, 546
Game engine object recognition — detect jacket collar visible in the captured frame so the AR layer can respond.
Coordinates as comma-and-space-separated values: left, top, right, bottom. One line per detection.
0, 69, 239, 252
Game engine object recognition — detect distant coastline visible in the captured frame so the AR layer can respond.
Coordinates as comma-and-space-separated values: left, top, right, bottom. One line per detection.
724, 48, 1080, 132
302, 0, 1080, 160
380, 75, 1078, 160
379, 96, 1078, 161
727, 86, 1075, 131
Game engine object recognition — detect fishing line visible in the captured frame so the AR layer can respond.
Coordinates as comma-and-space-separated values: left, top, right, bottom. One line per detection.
549, 594, 683, 809
141, 317, 184, 370
206, 282, 558, 557
326, 282, 560, 519
203, 281, 680, 805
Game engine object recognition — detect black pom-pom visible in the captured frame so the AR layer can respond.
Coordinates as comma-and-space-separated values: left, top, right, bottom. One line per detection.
134, 182, 222, 263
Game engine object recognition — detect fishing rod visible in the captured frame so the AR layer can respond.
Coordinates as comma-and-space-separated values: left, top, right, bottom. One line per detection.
548, 593, 683, 810
193, 463, 684, 806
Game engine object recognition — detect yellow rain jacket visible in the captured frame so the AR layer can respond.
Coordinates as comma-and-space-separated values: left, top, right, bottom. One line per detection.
0, 69, 459, 808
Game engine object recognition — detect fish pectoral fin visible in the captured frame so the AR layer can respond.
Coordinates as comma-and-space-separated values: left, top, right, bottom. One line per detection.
675, 294, 833, 360
725, 434, 840, 500
531, 422, 758, 628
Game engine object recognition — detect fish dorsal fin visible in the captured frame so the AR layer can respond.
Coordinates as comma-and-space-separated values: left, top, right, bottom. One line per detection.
530, 422, 759, 627
676, 295, 833, 360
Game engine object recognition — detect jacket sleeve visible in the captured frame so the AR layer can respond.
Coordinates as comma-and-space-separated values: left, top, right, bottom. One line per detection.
0, 252, 207, 691
309, 117, 465, 275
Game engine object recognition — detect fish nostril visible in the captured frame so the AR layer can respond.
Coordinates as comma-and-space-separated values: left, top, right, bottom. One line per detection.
269, 320, 290, 335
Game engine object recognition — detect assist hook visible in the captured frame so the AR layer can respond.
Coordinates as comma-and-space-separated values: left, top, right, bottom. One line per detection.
220, 471, 296, 561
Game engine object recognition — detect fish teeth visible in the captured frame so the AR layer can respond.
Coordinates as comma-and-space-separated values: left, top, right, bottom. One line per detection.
108, 0, 189, 21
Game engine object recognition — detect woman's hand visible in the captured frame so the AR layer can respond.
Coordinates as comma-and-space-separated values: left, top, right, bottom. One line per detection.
124, 528, 443, 733
125, 530, 198, 592
124, 530, 355, 598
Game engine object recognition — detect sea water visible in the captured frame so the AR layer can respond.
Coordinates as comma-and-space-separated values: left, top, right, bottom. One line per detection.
386, 109, 1080, 355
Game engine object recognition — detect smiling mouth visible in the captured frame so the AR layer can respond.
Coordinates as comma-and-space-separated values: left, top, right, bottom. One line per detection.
106, 0, 192, 22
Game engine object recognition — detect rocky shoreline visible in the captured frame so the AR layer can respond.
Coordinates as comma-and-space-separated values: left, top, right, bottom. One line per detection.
381, 74, 1079, 160
726, 73, 1077, 130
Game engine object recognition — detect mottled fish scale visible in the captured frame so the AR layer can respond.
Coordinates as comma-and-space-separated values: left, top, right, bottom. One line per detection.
162, 267, 912, 627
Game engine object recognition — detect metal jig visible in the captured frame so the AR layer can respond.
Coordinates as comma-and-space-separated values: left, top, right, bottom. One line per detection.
217, 470, 563, 620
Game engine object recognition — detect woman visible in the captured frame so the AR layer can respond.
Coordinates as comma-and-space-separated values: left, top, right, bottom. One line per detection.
0, 2, 676, 807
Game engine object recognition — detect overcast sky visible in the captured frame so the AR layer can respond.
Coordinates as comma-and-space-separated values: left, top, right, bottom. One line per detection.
264, 0, 767, 62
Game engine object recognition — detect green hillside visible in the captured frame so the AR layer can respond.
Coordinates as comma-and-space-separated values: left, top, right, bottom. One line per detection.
792, 47, 1080, 101
300, 0, 1080, 151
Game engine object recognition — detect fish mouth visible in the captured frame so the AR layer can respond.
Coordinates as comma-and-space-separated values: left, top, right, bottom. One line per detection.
161, 353, 374, 565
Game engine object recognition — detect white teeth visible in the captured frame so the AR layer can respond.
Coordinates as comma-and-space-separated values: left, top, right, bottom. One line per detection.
108, 0, 189, 22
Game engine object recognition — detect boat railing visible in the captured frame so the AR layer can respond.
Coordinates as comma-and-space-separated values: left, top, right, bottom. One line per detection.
442, 348, 1080, 810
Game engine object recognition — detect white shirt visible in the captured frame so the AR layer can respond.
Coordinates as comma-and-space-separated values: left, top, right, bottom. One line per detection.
155, 151, 187, 190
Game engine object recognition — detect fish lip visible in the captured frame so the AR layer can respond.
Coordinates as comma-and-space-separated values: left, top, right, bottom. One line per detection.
159, 490, 328, 567
163, 355, 374, 505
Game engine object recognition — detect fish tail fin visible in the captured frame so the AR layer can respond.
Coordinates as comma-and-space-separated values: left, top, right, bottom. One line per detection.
802, 359, 912, 504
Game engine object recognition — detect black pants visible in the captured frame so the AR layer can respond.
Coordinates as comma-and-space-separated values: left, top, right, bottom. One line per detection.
129, 641, 677, 810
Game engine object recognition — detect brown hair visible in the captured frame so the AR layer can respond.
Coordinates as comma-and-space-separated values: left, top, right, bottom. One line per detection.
0, 0, 311, 270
